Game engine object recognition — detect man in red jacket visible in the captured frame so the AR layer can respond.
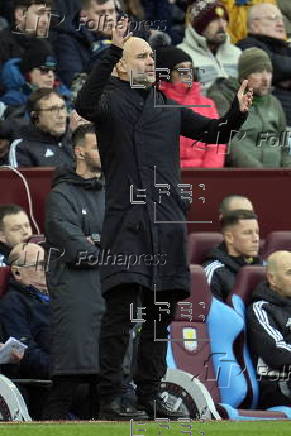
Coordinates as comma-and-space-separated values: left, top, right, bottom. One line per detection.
156, 45, 226, 168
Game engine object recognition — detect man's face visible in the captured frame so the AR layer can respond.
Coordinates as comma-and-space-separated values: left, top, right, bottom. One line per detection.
268, 254, 291, 297
83, 0, 117, 37
225, 219, 259, 257
83, 133, 101, 171
202, 18, 227, 45
29, 67, 55, 88
246, 70, 272, 96
0, 212, 32, 248
12, 246, 47, 291
171, 61, 193, 85
228, 198, 254, 213
15, 4, 51, 37
122, 39, 155, 86
37, 93, 67, 136
250, 5, 286, 40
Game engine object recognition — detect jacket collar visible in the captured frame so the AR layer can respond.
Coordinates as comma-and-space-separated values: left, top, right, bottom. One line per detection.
183, 25, 232, 52
247, 33, 288, 48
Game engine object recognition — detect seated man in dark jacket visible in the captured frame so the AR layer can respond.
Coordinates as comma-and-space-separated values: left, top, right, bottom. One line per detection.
237, 3, 291, 125
8, 88, 74, 168
248, 250, 291, 408
203, 210, 260, 302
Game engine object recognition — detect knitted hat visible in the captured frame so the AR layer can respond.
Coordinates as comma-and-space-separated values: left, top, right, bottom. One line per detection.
20, 40, 57, 74
190, 0, 229, 35
238, 48, 273, 81
156, 46, 192, 72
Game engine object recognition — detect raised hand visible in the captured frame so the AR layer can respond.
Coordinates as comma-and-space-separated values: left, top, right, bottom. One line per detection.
237, 80, 253, 112
112, 16, 133, 49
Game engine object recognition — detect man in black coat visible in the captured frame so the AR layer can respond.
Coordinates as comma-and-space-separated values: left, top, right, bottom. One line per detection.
203, 210, 261, 302
237, 3, 291, 125
76, 17, 253, 420
247, 250, 291, 408
43, 124, 107, 420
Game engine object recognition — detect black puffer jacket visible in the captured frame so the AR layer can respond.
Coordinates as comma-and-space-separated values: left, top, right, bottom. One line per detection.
203, 242, 261, 301
45, 168, 105, 376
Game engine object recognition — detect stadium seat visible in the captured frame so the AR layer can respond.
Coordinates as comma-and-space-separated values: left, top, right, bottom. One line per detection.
27, 235, 46, 245
188, 232, 223, 264
0, 267, 10, 297
260, 231, 291, 260
208, 265, 291, 420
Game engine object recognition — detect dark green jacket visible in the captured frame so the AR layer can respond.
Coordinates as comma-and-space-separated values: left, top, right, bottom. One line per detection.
208, 77, 291, 168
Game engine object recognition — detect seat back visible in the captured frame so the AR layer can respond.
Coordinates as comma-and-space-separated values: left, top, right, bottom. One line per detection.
188, 232, 223, 265
0, 267, 11, 297
261, 231, 291, 260
168, 265, 220, 403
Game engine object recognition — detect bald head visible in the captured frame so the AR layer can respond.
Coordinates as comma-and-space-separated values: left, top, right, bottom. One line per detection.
248, 4, 286, 40
267, 250, 291, 297
117, 37, 155, 86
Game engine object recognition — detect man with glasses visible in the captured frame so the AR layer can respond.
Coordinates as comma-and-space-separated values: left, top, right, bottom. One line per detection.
9, 88, 74, 168
0, 205, 32, 267
238, 3, 291, 125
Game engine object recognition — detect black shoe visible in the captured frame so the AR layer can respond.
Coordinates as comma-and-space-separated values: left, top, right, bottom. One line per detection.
99, 398, 149, 421
137, 397, 186, 420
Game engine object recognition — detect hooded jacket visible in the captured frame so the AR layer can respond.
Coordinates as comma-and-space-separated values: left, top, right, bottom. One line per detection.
8, 123, 74, 168
177, 25, 241, 91
159, 81, 226, 167
203, 242, 261, 301
0, 279, 50, 379
247, 281, 291, 406
45, 168, 105, 375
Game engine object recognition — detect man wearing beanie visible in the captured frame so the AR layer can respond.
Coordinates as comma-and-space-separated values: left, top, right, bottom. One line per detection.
238, 3, 291, 125
178, 0, 241, 91
156, 45, 226, 168
0, 39, 71, 109
208, 47, 291, 168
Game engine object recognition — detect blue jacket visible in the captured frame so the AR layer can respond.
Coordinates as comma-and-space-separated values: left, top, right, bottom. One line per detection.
0, 280, 51, 379
0, 57, 72, 107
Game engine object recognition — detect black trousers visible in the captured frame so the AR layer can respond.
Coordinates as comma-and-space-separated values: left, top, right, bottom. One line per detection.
99, 283, 180, 401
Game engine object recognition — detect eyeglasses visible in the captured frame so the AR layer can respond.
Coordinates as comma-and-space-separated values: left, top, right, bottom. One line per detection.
38, 104, 67, 114
38, 66, 56, 74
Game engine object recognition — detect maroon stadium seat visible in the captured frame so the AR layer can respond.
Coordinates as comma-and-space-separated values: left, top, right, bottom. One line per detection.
0, 267, 11, 297
261, 231, 291, 260
227, 265, 267, 308
188, 232, 223, 264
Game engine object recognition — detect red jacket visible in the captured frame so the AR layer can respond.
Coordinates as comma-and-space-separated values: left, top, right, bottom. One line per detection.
160, 81, 226, 168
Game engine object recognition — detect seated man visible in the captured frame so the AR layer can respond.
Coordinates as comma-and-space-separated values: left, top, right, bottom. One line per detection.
9, 88, 74, 168
203, 210, 260, 301
0, 205, 32, 267
218, 195, 254, 219
248, 250, 291, 408
0, 243, 50, 380
208, 48, 289, 168
237, 3, 291, 126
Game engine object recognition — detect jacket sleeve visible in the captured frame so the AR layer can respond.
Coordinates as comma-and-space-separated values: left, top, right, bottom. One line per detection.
180, 95, 248, 145
229, 133, 264, 168
75, 44, 123, 123
277, 100, 291, 168
0, 296, 49, 379
8, 139, 35, 168
247, 301, 291, 369
45, 190, 100, 268
203, 263, 225, 301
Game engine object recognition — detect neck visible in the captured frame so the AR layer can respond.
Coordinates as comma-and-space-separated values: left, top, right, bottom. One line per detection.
207, 42, 219, 53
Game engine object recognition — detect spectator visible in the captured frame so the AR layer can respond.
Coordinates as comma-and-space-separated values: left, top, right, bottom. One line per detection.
203, 210, 260, 301
0, 39, 71, 108
177, 0, 241, 91
0, 122, 13, 166
0, 0, 53, 69
277, 0, 291, 39
0, 205, 32, 267
237, 3, 291, 126
9, 88, 74, 168
43, 124, 106, 420
209, 48, 290, 168
156, 45, 226, 167
247, 250, 291, 408
218, 195, 254, 219
52, 0, 118, 87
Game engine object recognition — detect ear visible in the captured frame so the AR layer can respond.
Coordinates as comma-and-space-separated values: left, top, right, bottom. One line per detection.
75, 146, 84, 159
116, 58, 127, 75
223, 229, 233, 246
266, 271, 275, 288
14, 7, 25, 29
